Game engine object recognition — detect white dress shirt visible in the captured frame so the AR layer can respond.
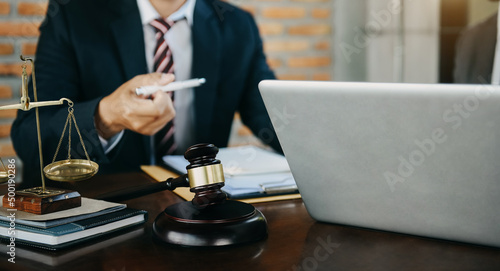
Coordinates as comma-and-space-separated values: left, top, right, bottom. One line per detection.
99, 0, 196, 156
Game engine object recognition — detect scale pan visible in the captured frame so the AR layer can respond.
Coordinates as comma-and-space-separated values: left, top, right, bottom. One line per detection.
0, 171, 8, 183
44, 159, 99, 182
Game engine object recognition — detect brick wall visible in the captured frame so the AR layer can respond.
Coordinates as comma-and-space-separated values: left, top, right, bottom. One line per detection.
0, 0, 46, 162
230, 0, 333, 81
0, 0, 334, 159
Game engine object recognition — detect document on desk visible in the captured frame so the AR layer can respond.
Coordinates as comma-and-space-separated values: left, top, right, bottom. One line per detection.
162, 145, 298, 198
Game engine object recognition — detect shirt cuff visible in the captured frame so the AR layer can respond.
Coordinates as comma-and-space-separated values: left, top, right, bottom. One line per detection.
98, 130, 124, 155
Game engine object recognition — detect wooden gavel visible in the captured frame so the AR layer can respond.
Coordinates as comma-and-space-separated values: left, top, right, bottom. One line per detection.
98, 143, 269, 247
98, 143, 228, 207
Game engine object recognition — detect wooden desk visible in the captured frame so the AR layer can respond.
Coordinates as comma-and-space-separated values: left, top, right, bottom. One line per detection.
1, 172, 499, 270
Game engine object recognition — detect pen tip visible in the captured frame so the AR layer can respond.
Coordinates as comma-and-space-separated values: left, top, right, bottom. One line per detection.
199, 78, 206, 84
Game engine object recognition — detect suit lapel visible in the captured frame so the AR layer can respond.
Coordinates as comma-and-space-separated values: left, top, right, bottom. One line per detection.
108, 0, 151, 160
192, 0, 222, 142
109, 0, 148, 81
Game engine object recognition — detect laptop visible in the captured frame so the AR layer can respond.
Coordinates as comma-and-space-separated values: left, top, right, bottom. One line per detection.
259, 80, 500, 247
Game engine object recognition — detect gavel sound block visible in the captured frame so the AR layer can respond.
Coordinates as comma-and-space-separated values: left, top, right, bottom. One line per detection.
152, 144, 268, 247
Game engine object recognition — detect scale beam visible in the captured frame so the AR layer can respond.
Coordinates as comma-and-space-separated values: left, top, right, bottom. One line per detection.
0, 98, 71, 111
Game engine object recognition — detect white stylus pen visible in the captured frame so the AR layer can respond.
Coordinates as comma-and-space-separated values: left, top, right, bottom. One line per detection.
135, 78, 206, 96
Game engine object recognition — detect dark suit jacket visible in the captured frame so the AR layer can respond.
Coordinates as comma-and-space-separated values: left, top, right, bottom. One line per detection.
454, 13, 497, 84
11, 0, 281, 188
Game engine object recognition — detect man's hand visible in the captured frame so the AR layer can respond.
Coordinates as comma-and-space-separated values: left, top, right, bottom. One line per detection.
95, 73, 176, 139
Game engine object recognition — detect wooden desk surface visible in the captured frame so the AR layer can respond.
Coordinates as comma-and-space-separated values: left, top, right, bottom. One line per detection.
1, 172, 499, 271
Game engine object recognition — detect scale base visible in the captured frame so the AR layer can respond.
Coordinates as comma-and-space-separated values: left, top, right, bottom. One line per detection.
2, 187, 81, 214
153, 200, 268, 247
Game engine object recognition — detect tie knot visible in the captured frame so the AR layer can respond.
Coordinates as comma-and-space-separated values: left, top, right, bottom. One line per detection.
150, 18, 174, 35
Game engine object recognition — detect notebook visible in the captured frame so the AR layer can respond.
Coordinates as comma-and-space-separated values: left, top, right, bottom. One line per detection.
259, 80, 500, 247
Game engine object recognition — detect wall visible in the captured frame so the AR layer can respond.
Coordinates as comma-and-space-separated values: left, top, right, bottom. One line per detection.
468, 0, 498, 26
0, 0, 45, 162
334, 0, 440, 83
0, 0, 334, 160
366, 0, 440, 83
226, 0, 333, 81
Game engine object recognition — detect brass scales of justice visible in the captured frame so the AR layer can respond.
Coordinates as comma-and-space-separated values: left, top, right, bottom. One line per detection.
0, 56, 98, 214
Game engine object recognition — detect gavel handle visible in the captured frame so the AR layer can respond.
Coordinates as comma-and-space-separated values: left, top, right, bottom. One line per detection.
96, 174, 189, 202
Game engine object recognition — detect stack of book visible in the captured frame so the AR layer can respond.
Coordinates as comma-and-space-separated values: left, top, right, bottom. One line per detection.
0, 196, 147, 250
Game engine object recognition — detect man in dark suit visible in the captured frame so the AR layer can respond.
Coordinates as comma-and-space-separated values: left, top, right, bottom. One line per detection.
454, 0, 499, 84
11, 0, 281, 188
453, 12, 497, 84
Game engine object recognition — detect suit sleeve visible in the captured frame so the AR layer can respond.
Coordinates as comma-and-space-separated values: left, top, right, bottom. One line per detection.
237, 12, 283, 153
11, 0, 110, 178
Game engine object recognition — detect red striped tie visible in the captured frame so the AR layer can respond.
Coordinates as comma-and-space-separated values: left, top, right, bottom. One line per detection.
151, 18, 176, 163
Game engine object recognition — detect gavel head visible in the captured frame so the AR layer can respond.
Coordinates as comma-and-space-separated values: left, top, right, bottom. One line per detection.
184, 143, 227, 207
